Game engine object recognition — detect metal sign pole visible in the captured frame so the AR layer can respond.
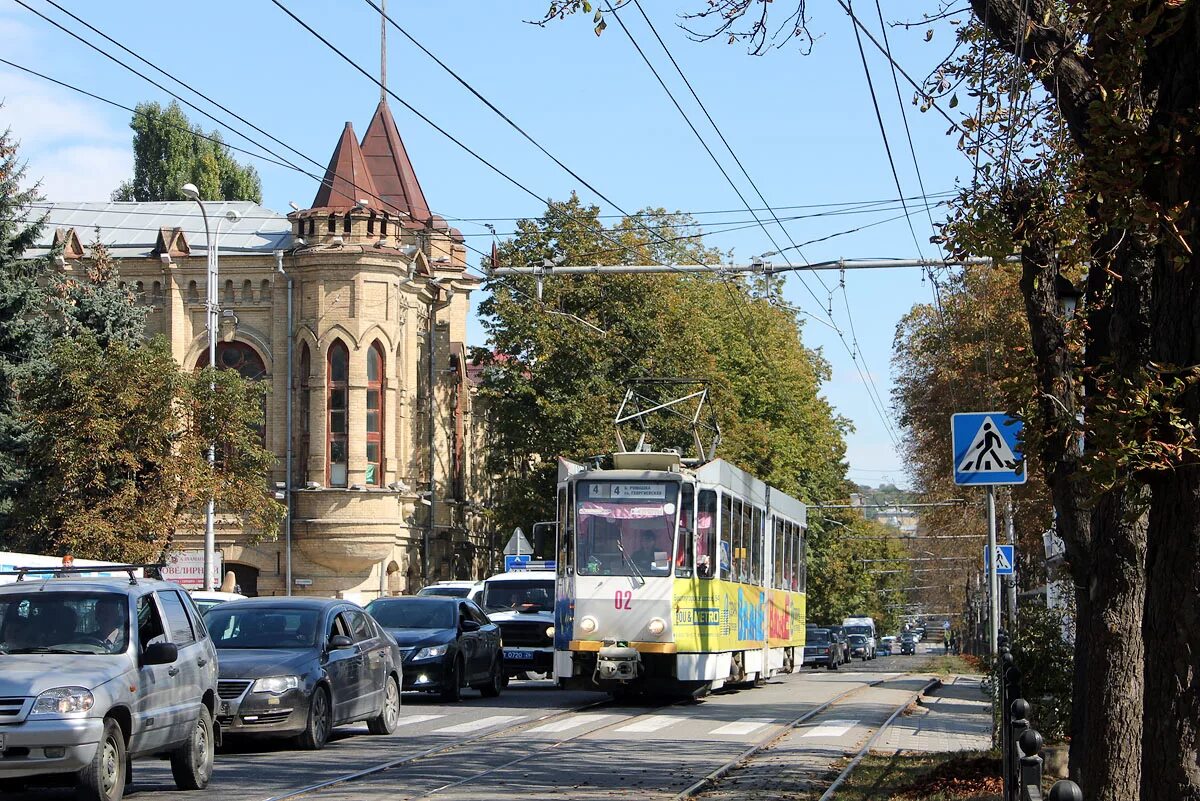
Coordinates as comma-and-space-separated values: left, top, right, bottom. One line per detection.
987, 485, 999, 657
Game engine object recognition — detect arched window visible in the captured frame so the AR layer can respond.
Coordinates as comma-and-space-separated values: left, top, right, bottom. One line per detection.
307, 218, 316, 237
327, 341, 349, 487
260, 279, 271, 302
298, 343, 311, 485
367, 211, 376, 235
343, 212, 352, 233
196, 341, 268, 443
241, 280, 253, 303
327, 214, 337, 233
187, 280, 199, 303
152, 281, 163, 305
223, 280, 235, 305
380, 213, 388, 237
134, 281, 145, 303
366, 341, 385, 486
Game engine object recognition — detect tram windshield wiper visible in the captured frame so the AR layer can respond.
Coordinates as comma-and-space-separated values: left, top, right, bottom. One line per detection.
615, 541, 646, 587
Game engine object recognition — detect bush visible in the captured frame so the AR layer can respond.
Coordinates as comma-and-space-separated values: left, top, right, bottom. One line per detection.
1012, 599, 1073, 742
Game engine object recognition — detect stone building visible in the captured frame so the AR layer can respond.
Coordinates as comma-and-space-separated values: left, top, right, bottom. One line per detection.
31, 99, 491, 601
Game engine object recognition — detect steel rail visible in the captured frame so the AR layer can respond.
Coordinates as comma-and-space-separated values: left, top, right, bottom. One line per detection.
671, 675, 896, 800
816, 677, 942, 801
257, 695, 615, 801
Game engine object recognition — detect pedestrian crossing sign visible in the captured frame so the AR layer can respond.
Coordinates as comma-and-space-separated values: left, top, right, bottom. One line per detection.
951, 412, 1026, 486
987, 544, 1016, 576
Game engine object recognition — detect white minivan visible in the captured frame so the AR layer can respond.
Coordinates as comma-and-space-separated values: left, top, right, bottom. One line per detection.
841, 616, 878, 659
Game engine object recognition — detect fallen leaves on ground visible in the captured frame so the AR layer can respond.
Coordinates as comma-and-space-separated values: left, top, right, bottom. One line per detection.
893, 754, 1003, 799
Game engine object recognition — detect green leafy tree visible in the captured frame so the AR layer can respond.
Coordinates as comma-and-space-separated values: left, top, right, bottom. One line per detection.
8, 335, 283, 563
112, 101, 262, 203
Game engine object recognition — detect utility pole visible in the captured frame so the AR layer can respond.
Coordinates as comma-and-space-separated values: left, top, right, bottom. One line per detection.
1005, 492, 1018, 635
986, 486, 1000, 658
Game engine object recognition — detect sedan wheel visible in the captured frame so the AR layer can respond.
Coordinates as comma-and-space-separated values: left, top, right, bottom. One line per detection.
367, 676, 401, 735
480, 658, 503, 698
440, 658, 463, 703
170, 706, 214, 790
77, 718, 125, 801
296, 686, 332, 750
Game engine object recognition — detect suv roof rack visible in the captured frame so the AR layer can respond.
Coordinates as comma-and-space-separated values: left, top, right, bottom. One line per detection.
0, 564, 164, 586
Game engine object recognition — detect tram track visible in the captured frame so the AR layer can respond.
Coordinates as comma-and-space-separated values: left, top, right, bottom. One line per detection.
676, 675, 941, 801
258, 695, 616, 801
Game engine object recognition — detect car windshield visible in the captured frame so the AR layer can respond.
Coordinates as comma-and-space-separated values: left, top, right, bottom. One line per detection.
844, 625, 872, 636
807, 629, 830, 643
417, 586, 470, 598
848, 635, 867, 644
192, 599, 225, 614
482, 580, 554, 614
575, 480, 679, 577
0, 592, 129, 655
205, 607, 319, 649
366, 599, 456, 629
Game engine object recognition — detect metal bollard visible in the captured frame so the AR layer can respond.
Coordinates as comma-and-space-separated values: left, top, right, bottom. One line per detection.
1018, 728, 1045, 801
1010, 698, 1031, 801
1047, 779, 1083, 801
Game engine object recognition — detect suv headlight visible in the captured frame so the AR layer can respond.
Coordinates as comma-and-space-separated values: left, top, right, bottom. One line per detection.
32, 687, 95, 716
251, 676, 301, 694
413, 644, 448, 660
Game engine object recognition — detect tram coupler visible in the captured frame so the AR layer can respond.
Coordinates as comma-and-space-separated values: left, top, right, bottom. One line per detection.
596, 640, 642, 682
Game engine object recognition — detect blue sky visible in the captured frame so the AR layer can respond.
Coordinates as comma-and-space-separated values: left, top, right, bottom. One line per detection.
0, 1, 976, 490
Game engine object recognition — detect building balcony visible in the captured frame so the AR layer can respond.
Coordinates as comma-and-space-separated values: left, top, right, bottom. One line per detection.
292, 489, 405, 571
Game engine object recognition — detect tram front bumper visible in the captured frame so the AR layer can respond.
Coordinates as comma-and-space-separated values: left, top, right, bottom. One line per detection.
595, 642, 642, 682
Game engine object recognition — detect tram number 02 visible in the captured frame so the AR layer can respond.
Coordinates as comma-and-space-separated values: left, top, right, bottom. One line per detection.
614, 590, 633, 610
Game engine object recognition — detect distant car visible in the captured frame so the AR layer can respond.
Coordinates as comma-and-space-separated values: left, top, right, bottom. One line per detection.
366, 596, 504, 701
190, 590, 247, 615
847, 634, 870, 660
204, 598, 402, 749
880, 636, 896, 656
824, 625, 851, 665
803, 627, 839, 669
0, 573, 219, 801
416, 581, 482, 602
900, 635, 917, 655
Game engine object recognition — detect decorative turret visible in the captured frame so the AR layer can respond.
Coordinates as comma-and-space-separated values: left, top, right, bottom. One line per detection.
361, 99, 431, 227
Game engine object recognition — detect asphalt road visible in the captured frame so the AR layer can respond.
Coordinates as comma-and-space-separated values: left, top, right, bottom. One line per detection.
7, 641, 951, 801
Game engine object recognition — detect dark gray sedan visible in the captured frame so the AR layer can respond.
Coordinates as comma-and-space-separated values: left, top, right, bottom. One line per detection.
203, 598, 402, 750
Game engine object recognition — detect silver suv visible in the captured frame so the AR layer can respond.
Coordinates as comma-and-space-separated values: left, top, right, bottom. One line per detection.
0, 572, 219, 801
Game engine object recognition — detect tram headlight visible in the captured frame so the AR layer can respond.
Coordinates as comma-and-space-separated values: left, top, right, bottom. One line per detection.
647, 617, 666, 636
545, 626, 555, 639
579, 616, 598, 634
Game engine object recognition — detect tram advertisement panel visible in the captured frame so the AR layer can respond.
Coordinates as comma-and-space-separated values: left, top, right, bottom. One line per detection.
670, 579, 805, 651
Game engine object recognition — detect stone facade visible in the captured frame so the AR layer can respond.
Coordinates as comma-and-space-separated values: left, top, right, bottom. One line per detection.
37, 100, 493, 601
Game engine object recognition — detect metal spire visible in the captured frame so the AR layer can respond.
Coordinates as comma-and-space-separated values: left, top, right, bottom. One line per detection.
380, 0, 387, 102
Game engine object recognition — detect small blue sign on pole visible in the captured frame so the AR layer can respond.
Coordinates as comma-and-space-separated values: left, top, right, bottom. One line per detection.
951, 412, 1026, 486
985, 544, 1016, 576
504, 555, 530, 572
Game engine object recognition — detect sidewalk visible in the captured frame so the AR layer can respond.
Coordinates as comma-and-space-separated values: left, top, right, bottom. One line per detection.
873, 674, 993, 754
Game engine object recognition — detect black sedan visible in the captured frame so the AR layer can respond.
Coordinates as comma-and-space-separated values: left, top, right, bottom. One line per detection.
203, 598, 403, 749
365, 596, 503, 702
847, 634, 871, 660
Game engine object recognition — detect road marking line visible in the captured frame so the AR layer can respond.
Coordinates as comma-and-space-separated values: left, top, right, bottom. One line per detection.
615, 716, 680, 733
393, 714, 445, 727
711, 718, 776, 736
803, 719, 860, 738
525, 714, 612, 734
433, 715, 524, 734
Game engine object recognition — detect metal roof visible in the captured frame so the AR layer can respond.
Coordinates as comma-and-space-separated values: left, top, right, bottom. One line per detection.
24, 201, 293, 260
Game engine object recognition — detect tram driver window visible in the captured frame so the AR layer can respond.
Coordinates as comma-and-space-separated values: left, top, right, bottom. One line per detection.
676, 485, 694, 577
575, 481, 678, 577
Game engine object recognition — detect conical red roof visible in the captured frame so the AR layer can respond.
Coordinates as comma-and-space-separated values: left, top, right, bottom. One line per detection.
361, 99, 431, 224
311, 122, 379, 211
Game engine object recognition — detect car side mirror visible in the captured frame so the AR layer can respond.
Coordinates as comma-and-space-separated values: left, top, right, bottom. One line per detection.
460, 619, 481, 633
328, 634, 354, 650
142, 642, 178, 666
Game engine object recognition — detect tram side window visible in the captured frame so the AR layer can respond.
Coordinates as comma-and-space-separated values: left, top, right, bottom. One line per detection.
751, 506, 763, 585
697, 490, 716, 578
791, 523, 802, 592
677, 484, 695, 576
741, 501, 753, 583
798, 526, 808, 592
720, 494, 733, 579
731, 497, 745, 582
558, 486, 573, 573
773, 517, 785, 589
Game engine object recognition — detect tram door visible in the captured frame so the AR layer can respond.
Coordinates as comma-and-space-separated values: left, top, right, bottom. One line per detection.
554, 482, 575, 654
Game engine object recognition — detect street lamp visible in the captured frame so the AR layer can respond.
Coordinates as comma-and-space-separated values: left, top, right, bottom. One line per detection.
182, 183, 240, 591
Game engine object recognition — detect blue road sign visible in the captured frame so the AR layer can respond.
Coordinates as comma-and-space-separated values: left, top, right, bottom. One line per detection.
951, 412, 1026, 486
504, 555, 530, 572
986, 544, 1016, 576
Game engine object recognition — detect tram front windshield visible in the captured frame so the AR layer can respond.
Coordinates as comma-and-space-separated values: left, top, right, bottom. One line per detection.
576, 480, 679, 577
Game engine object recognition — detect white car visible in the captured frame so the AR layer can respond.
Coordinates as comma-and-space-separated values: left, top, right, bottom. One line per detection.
416, 581, 483, 602
189, 590, 246, 615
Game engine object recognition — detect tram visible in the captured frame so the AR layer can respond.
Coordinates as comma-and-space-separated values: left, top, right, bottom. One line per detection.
553, 451, 808, 696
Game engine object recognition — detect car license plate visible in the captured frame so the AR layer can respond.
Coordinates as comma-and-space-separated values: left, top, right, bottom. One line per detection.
504, 648, 534, 661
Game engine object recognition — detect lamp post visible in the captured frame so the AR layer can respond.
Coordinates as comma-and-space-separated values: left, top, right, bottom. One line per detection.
182, 183, 239, 591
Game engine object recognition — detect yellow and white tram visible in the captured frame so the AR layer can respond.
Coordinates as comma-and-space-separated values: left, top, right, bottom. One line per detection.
553, 451, 807, 696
